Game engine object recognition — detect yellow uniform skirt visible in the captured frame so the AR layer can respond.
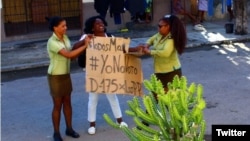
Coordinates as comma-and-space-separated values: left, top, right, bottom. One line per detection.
47, 74, 72, 97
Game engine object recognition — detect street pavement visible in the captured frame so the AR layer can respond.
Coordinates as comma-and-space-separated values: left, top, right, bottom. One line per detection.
1, 20, 250, 141
1, 20, 250, 72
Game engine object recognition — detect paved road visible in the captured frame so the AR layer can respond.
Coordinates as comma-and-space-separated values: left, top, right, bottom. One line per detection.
1, 42, 250, 141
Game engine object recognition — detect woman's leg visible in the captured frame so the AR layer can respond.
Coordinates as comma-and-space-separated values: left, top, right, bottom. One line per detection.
200, 11, 206, 22
227, 6, 234, 21
88, 92, 99, 126
106, 94, 124, 124
197, 10, 203, 23
87, 92, 99, 134
62, 95, 72, 130
51, 96, 63, 141
52, 97, 63, 134
63, 94, 80, 138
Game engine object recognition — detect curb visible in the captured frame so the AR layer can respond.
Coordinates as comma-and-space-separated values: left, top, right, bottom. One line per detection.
1, 61, 49, 73
1, 37, 250, 73
186, 36, 250, 48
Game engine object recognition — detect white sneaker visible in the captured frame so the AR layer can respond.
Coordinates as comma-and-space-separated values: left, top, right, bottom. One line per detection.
88, 127, 96, 135
119, 121, 128, 128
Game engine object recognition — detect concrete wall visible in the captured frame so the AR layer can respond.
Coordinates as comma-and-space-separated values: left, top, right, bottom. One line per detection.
1, 0, 6, 41
1, 8, 6, 41
1, 0, 173, 42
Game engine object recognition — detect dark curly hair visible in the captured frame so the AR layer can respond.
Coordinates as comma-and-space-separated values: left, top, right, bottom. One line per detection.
45, 16, 65, 31
160, 15, 187, 55
83, 15, 108, 34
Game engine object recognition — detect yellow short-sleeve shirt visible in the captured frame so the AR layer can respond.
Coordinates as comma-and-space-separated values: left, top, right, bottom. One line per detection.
47, 33, 71, 75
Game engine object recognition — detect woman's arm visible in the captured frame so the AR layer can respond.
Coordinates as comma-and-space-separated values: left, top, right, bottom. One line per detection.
128, 46, 141, 52
72, 34, 93, 50
72, 39, 86, 50
129, 43, 150, 52
142, 44, 151, 55
59, 36, 91, 59
148, 40, 174, 57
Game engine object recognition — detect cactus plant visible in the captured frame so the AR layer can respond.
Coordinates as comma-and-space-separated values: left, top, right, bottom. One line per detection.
103, 74, 206, 141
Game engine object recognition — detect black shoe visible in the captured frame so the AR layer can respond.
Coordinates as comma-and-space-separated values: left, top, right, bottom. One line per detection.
53, 133, 63, 141
65, 129, 80, 138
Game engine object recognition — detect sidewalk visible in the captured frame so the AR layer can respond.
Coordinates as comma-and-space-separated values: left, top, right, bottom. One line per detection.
1, 20, 250, 72
1, 20, 250, 141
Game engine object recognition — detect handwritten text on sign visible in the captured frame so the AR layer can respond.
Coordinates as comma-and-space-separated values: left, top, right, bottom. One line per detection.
86, 37, 143, 96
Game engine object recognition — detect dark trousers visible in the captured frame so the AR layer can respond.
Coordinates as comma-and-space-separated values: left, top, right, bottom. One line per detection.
153, 69, 182, 101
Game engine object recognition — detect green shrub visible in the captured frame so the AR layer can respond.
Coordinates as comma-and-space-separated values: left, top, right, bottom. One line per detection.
103, 74, 206, 141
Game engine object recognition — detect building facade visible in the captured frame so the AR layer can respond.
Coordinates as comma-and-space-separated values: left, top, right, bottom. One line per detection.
2, 0, 238, 43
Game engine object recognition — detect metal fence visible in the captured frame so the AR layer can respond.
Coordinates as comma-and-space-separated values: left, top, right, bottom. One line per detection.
2, 0, 82, 36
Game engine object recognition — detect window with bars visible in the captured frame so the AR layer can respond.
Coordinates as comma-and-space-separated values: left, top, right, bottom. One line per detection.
2, 0, 82, 36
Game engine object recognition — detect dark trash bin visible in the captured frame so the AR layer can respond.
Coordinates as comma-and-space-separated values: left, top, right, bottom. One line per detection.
225, 23, 234, 34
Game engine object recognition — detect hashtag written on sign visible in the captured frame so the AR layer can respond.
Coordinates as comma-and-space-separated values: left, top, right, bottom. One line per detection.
85, 36, 143, 96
